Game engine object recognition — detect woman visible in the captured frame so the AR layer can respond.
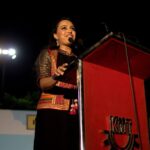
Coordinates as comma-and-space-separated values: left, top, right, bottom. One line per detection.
34, 17, 80, 150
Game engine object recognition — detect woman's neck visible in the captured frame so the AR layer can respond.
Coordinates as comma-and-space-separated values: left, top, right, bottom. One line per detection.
58, 46, 72, 56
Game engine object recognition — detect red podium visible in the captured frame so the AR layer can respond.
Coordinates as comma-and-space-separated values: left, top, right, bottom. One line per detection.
78, 32, 150, 150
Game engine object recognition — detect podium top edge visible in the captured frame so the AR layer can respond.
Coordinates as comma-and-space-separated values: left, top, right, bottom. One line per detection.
79, 32, 150, 59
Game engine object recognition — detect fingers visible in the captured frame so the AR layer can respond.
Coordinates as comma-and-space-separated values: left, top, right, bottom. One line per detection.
61, 63, 68, 69
54, 63, 68, 76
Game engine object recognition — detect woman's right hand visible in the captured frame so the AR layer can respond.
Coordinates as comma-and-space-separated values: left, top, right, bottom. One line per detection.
54, 63, 68, 77
40, 63, 69, 89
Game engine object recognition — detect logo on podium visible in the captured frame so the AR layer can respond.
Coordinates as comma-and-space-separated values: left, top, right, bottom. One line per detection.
102, 116, 139, 150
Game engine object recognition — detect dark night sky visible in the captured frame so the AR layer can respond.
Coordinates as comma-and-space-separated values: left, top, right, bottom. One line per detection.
0, 4, 150, 97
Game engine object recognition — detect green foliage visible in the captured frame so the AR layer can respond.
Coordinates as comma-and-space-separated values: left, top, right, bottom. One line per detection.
0, 91, 40, 110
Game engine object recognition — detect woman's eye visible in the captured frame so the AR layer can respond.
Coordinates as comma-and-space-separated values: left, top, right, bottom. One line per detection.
60, 26, 76, 31
61, 26, 67, 30
71, 27, 76, 31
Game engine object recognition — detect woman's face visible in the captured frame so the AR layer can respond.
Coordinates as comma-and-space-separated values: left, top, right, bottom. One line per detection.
53, 19, 76, 47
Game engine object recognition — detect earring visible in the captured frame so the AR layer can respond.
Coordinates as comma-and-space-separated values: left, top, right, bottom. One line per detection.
56, 40, 59, 46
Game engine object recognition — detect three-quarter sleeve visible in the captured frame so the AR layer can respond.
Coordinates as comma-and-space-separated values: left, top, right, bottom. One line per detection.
35, 49, 51, 85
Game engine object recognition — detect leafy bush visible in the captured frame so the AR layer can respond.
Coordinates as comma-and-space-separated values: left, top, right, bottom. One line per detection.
0, 91, 40, 110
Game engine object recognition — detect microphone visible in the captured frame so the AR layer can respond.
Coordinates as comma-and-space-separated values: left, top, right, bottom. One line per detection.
101, 22, 109, 33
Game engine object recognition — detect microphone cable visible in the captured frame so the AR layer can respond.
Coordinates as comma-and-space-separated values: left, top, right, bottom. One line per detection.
121, 32, 142, 150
